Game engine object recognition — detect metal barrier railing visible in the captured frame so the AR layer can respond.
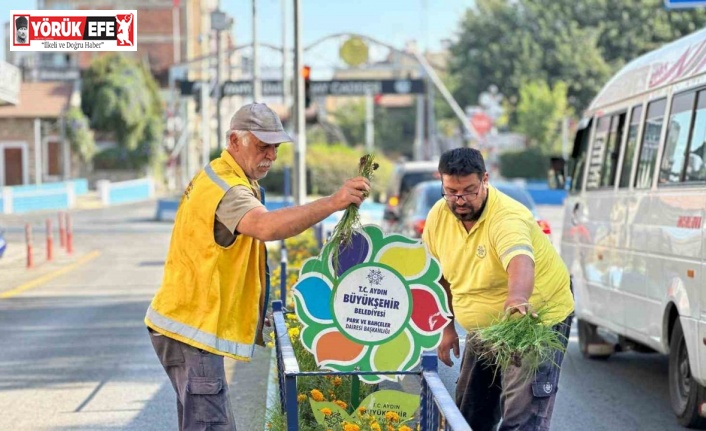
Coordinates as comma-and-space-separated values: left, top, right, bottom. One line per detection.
272, 300, 472, 431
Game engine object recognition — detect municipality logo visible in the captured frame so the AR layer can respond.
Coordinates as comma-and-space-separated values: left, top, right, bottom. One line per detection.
11, 10, 137, 52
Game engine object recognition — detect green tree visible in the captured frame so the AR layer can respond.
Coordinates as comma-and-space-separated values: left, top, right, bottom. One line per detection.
328, 100, 416, 158
515, 80, 571, 154
374, 107, 416, 158
449, 0, 609, 114
81, 54, 164, 169
449, 0, 535, 112
65, 106, 96, 165
448, 0, 706, 116
329, 99, 366, 147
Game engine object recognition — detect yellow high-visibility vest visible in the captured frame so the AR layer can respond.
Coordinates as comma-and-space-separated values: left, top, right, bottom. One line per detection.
145, 151, 267, 360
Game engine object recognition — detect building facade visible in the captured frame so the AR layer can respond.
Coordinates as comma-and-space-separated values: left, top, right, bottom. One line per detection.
0, 82, 75, 186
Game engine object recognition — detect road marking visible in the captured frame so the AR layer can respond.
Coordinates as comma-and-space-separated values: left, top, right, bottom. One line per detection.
0, 250, 102, 299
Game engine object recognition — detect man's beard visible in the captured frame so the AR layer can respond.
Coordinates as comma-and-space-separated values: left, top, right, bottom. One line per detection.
451, 194, 488, 222
17, 35, 26, 43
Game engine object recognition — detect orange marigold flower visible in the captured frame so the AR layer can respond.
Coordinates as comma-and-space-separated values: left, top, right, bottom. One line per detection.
343, 424, 360, 431
333, 376, 343, 386
399, 426, 413, 431
297, 393, 307, 403
334, 400, 347, 409
319, 408, 332, 416
384, 411, 400, 422
370, 423, 381, 431
310, 389, 325, 402
357, 406, 367, 414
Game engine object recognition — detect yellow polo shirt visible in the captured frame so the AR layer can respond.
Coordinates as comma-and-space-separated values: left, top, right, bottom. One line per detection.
422, 184, 573, 330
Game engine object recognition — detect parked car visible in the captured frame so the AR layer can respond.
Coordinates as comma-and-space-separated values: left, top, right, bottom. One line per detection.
0, 226, 6, 259
390, 180, 552, 238
382, 160, 439, 231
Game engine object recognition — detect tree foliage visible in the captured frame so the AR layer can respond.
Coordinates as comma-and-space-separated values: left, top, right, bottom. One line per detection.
65, 106, 96, 164
515, 80, 571, 154
448, 0, 706, 115
258, 143, 394, 201
328, 100, 416, 158
329, 100, 366, 147
81, 54, 165, 168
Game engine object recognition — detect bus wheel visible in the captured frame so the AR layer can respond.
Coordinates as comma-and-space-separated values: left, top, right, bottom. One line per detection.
577, 319, 613, 360
669, 319, 706, 428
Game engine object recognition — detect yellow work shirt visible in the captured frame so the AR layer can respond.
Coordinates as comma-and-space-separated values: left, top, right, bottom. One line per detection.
422, 184, 573, 330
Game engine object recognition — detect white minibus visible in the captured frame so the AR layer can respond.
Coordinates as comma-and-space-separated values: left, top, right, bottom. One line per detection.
563, 27, 706, 428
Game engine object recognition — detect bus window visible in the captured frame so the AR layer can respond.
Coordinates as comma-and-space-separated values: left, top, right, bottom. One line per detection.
659, 92, 696, 185
601, 112, 626, 187
569, 118, 592, 193
685, 89, 706, 183
586, 116, 611, 190
634, 99, 667, 189
619, 105, 643, 188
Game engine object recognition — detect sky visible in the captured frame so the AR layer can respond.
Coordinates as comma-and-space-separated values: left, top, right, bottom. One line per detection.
1, 0, 474, 62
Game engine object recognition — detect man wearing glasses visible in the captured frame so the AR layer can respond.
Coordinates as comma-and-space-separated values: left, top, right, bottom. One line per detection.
422, 147, 574, 431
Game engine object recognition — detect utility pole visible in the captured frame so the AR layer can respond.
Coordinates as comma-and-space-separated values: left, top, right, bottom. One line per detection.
211, 8, 229, 150
216, 32, 222, 148
281, 0, 289, 111
365, 90, 374, 153
252, 0, 261, 102
293, 0, 306, 205
426, 75, 436, 158
201, 59, 210, 165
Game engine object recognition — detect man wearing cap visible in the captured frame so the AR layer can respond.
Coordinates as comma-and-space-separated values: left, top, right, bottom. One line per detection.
145, 103, 370, 430
15, 16, 28, 44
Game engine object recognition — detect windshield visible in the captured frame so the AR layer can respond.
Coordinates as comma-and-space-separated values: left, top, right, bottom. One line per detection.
423, 184, 441, 209
400, 172, 439, 198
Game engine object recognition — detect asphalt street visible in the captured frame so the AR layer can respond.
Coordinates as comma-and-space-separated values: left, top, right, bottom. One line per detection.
0, 201, 691, 430
0, 201, 270, 431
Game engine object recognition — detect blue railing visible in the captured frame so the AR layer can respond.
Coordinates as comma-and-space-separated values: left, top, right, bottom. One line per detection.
99, 177, 154, 205
1, 179, 88, 214
272, 299, 472, 431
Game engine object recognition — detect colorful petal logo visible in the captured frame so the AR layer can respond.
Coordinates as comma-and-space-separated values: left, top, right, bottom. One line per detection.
292, 225, 451, 383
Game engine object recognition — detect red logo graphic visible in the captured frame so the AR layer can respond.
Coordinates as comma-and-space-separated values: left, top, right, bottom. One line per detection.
115, 13, 134, 46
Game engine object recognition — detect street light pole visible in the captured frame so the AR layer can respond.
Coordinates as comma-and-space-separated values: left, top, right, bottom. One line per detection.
216, 30, 222, 149
211, 8, 229, 150
293, 0, 306, 205
281, 0, 289, 110
252, 0, 261, 102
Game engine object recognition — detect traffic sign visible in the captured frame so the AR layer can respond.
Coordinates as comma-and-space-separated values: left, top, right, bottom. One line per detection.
470, 111, 493, 137
179, 79, 425, 98
664, 0, 706, 8
309, 79, 425, 96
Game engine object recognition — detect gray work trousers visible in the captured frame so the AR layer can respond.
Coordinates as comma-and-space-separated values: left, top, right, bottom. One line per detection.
455, 316, 572, 431
148, 327, 237, 431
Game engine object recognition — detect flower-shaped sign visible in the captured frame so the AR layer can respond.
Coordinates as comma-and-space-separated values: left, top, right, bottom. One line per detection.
292, 225, 451, 383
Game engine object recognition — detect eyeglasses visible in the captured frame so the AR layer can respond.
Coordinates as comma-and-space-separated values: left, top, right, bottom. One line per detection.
441, 184, 484, 202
